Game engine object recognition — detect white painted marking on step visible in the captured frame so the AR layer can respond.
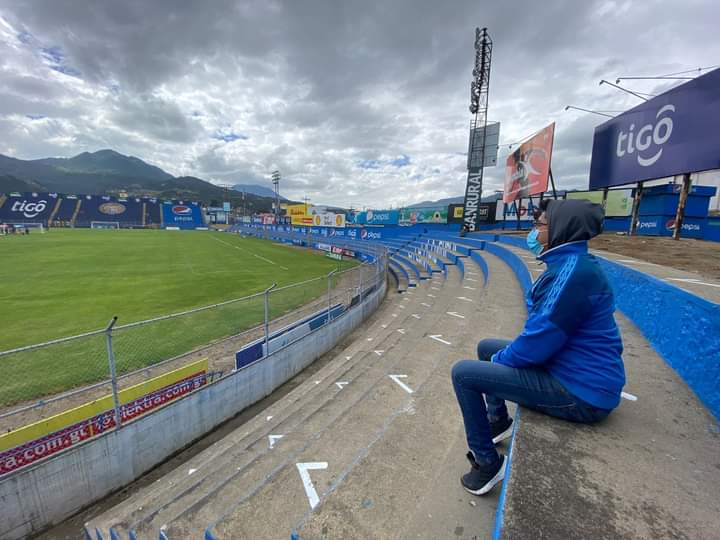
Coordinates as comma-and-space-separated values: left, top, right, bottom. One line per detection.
392, 313, 398, 317
467, 271, 478, 275
465, 278, 478, 282
431, 286, 440, 290
446, 311, 465, 319
463, 286, 476, 290
345, 356, 352, 360
296, 462, 328, 509
188, 468, 197, 475
268, 434, 284, 449
266, 415, 273, 421
621, 391, 638, 401
666, 278, 720, 288
374, 350, 384, 356
381, 324, 388, 328
457, 296, 473, 302
429, 334, 451, 345
397, 328, 406, 334
335, 381, 349, 390
315, 380, 321, 384
389, 374, 414, 394
411, 314, 421, 319
427, 293, 436, 298
367, 337, 373, 341
398, 305, 406, 310
421, 302, 431, 307
403, 297, 411, 301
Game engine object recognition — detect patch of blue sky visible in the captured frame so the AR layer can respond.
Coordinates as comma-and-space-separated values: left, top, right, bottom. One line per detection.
212, 131, 248, 143
390, 154, 410, 167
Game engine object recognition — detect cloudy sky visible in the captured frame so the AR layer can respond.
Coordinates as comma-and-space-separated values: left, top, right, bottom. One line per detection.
0, 0, 718, 208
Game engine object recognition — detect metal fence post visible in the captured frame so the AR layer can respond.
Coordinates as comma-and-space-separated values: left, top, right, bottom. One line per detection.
327, 269, 337, 322
358, 266, 363, 303
264, 283, 277, 356
105, 316, 122, 429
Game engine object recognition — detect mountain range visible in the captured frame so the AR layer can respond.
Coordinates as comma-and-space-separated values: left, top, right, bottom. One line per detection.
0, 149, 279, 212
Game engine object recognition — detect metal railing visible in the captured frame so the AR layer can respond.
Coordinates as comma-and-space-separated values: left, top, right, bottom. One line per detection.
0, 232, 388, 439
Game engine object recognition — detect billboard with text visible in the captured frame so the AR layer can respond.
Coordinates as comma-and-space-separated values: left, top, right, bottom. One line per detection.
504, 123, 555, 203
589, 68, 720, 189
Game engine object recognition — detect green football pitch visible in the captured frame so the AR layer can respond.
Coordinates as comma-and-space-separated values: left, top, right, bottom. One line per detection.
0, 229, 356, 405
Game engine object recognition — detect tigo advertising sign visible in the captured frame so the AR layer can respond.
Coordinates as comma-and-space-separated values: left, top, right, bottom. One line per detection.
589, 68, 720, 189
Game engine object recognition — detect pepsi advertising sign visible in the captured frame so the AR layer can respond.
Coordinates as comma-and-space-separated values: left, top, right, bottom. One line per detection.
589, 68, 720, 190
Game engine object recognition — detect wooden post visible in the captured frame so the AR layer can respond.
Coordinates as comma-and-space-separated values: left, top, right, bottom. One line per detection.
672, 173, 692, 240
629, 181, 644, 235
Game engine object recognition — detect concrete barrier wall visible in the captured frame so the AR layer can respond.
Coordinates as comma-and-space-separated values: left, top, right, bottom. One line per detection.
598, 258, 720, 420
0, 281, 387, 540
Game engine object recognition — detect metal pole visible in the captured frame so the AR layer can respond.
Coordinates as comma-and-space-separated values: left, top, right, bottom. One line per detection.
358, 266, 363, 303
263, 283, 277, 355
105, 316, 122, 429
327, 269, 337, 322
672, 173, 692, 240
629, 182, 644, 235
602, 188, 609, 211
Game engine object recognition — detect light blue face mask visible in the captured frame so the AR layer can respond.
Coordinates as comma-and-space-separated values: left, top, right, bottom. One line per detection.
526, 228, 544, 256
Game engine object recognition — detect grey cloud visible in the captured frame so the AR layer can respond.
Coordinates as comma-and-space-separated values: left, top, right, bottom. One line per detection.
1, 0, 719, 206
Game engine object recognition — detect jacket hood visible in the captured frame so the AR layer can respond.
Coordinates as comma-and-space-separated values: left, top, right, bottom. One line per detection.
545, 199, 604, 249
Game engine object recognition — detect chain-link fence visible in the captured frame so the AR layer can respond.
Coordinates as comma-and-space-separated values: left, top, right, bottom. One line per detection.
0, 232, 387, 444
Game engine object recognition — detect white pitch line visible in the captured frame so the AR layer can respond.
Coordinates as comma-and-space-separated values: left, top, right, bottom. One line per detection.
210, 235, 289, 270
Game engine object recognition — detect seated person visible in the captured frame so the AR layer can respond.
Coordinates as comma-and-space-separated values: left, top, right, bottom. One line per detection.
451, 198, 626, 495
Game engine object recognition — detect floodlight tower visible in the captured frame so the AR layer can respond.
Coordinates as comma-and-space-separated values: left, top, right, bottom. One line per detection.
462, 27, 493, 232
271, 170, 281, 221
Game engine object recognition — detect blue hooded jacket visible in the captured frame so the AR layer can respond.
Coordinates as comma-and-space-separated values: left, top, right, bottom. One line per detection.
493, 200, 626, 410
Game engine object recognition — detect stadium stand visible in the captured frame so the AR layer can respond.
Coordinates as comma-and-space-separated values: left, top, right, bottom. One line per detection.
0, 192, 200, 229
0, 192, 57, 225
49, 196, 79, 227
73, 195, 144, 228
4, 224, 718, 540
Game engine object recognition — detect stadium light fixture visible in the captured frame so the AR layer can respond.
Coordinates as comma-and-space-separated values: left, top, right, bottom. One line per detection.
598, 80, 649, 101
564, 105, 616, 118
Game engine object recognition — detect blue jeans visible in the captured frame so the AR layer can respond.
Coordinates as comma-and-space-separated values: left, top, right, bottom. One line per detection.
451, 338, 610, 466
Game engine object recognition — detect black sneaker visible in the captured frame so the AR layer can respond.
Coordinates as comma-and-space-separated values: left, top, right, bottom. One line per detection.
491, 417, 513, 445
461, 452, 506, 496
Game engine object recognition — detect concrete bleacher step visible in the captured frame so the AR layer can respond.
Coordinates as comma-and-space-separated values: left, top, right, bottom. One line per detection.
158, 282, 459, 537
87, 279, 448, 538
84, 264, 508, 539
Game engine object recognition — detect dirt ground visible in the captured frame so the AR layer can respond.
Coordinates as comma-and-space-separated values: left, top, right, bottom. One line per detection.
499, 231, 720, 281
589, 234, 720, 281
